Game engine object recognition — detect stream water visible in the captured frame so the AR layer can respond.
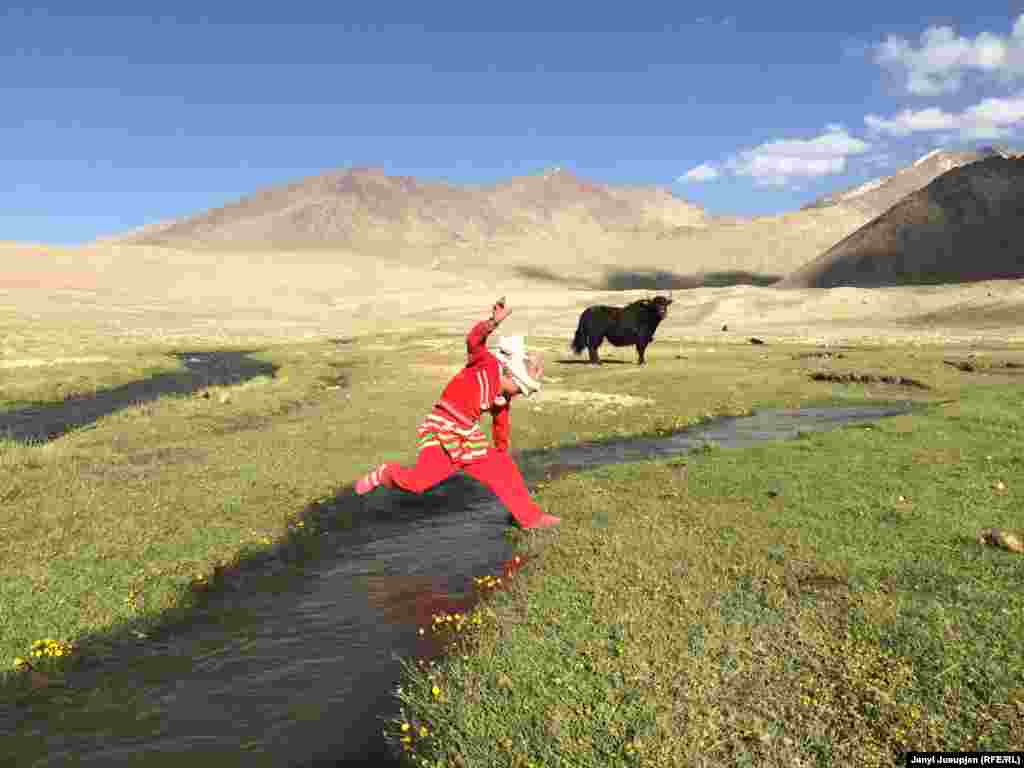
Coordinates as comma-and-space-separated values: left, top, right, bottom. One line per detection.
3, 402, 915, 766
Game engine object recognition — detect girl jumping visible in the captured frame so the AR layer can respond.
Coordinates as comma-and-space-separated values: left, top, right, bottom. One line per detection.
355, 298, 560, 530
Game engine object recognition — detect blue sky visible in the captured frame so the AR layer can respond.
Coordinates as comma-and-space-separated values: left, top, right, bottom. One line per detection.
4, 3, 1024, 244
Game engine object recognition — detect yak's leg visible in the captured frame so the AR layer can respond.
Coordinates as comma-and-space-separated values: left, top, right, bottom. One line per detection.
588, 338, 602, 365
636, 341, 649, 365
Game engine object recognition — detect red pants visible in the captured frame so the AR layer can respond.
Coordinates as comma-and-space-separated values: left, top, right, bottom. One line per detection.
384, 445, 543, 527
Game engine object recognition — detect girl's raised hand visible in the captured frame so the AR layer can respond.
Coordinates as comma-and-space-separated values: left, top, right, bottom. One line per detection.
492, 297, 511, 324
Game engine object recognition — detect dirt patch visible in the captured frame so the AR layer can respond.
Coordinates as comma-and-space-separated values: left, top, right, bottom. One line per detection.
410, 339, 462, 351
412, 364, 462, 379
198, 412, 280, 438
540, 462, 577, 481
80, 445, 209, 481
808, 371, 930, 389
0, 356, 111, 369
978, 527, 1024, 554
194, 394, 330, 438
0, 270, 102, 291
991, 361, 1024, 374
945, 359, 1024, 374
317, 362, 352, 389
529, 388, 656, 410
944, 359, 978, 372
793, 351, 846, 360
796, 574, 851, 596
360, 344, 402, 352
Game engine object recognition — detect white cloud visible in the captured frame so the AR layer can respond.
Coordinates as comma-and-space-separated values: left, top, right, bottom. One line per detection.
679, 127, 871, 187
962, 94, 1024, 138
865, 93, 1024, 140
678, 162, 720, 182
727, 126, 871, 186
864, 107, 958, 136
875, 15, 1024, 94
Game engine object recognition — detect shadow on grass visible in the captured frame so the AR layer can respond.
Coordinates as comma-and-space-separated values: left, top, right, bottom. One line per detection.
513, 265, 783, 290
602, 269, 783, 290
554, 358, 632, 365
0, 351, 278, 444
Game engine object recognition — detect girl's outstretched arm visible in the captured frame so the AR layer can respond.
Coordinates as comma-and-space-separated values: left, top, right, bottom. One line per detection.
467, 297, 510, 361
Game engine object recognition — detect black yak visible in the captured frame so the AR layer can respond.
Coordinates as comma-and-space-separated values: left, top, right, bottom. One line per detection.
570, 295, 673, 365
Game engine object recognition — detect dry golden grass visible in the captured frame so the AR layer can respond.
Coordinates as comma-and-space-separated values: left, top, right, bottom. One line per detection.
3, 237, 1024, 353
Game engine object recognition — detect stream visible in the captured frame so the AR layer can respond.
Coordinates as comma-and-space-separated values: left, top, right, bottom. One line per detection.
3, 402, 914, 766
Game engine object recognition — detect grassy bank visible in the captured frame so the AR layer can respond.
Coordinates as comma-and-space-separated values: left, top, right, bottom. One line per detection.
0, 327, 841, 674
391, 381, 1024, 766
1, 318, 1021, 759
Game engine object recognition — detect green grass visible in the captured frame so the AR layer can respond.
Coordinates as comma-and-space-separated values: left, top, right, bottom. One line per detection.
1, 321, 1022, 765
391, 384, 1024, 767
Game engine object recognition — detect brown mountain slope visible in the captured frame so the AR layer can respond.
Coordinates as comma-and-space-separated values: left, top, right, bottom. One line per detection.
778, 156, 1024, 289
643, 204, 872, 278
800, 146, 1014, 219
111, 167, 708, 250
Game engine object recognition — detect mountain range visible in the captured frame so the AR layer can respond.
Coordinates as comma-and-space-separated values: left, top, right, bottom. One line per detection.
801, 145, 1015, 215
780, 154, 1024, 288
105, 147, 1024, 290
110, 166, 708, 250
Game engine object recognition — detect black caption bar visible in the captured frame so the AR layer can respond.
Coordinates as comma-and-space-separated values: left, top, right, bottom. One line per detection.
907, 754, 1024, 767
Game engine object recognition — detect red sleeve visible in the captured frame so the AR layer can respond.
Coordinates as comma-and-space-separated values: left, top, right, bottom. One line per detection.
466, 320, 495, 365
491, 402, 510, 452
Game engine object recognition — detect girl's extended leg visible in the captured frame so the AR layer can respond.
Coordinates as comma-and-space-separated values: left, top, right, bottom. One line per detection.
356, 444, 457, 496
383, 445, 458, 494
462, 450, 550, 528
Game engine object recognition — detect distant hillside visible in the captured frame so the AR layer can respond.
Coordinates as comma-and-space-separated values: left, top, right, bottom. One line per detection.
800, 146, 1015, 219
778, 156, 1024, 289
107, 167, 708, 250
642, 204, 872, 279
93, 219, 178, 245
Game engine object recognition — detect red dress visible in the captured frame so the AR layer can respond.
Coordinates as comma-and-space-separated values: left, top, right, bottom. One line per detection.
383, 320, 542, 527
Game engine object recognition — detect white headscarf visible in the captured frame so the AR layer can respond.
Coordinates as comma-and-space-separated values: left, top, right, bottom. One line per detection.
494, 335, 542, 397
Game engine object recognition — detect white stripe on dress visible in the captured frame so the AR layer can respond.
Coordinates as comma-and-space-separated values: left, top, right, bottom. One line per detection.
477, 370, 489, 410
423, 412, 480, 436
417, 410, 490, 462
